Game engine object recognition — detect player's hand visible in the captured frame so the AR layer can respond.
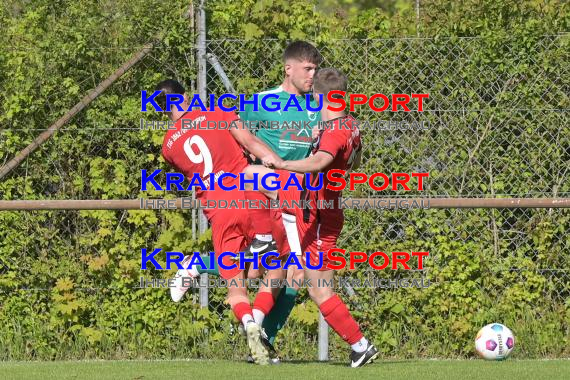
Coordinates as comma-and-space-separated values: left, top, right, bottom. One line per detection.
262, 155, 284, 169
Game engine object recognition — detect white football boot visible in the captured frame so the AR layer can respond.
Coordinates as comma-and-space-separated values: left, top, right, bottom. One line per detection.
245, 321, 270, 365
170, 255, 199, 302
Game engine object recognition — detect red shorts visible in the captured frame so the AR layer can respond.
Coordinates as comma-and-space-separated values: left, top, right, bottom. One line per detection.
203, 189, 290, 278
202, 189, 253, 279
274, 170, 343, 270
274, 169, 304, 215
298, 218, 343, 271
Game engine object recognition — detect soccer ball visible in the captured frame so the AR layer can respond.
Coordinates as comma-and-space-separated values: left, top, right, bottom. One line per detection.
475, 323, 515, 360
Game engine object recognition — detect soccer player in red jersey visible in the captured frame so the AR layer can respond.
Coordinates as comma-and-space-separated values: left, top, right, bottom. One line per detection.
155, 79, 288, 365
246, 68, 378, 367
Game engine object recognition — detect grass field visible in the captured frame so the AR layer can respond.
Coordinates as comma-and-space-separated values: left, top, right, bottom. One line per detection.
1, 359, 569, 380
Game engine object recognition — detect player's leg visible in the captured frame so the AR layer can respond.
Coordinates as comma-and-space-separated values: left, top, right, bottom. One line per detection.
230, 248, 286, 361
195, 253, 220, 276
240, 199, 297, 363
244, 190, 278, 255
228, 165, 280, 261
217, 206, 272, 365
259, 196, 303, 349
262, 212, 304, 345
263, 285, 298, 345
226, 269, 270, 366
304, 238, 378, 368
244, 166, 306, 346
260, 263, 303, 361
251, 257, 286, 363
253, 262, 285, 325
239, 256, 285, 363
170, 211, 219, 302
170, 253, 201, 302
195, 165, 279, 273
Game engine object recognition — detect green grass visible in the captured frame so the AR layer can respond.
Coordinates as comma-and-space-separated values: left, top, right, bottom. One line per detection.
0, 359, 569, 380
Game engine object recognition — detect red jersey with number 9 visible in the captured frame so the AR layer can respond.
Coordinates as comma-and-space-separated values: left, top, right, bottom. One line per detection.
161, 109, 248, 199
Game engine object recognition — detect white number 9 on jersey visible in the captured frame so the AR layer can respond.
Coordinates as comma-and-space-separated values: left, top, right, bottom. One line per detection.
183, 135, 213, 177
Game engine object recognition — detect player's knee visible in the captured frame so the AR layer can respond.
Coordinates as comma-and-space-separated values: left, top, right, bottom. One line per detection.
307, 286, 321, 304
247, 267, 262, 279
286, 267, 304, 290
308, 284, 333, 306
293, 266, 305, 281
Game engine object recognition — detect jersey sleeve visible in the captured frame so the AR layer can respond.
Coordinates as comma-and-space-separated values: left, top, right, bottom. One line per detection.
318, 128, 346, 158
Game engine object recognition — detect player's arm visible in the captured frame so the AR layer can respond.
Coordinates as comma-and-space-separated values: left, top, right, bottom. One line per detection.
280, 151, 334, 174
229, 120, 282, 165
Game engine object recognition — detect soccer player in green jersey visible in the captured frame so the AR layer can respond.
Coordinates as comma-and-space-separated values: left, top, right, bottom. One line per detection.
172, 41, 322, 363
240, 43, 321, 161
238, 41, 322, 362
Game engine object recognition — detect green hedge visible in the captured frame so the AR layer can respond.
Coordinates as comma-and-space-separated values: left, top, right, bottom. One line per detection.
0, 0, 568, 360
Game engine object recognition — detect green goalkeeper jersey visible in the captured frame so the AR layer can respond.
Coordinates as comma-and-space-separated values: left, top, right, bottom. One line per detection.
239, 86, 321, 160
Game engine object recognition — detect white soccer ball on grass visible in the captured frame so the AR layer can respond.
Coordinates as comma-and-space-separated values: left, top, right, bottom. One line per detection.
475, 323, 515, 360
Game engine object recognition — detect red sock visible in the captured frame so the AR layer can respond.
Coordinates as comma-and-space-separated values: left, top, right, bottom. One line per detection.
245, 191, 272, 235
233, 302, 253, 322
253, 291, 275, 314
319, 294, 363, 345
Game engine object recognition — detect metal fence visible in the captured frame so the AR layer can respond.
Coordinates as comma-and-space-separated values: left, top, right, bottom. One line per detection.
0, 34, 569, 359
201, 36, 570, 358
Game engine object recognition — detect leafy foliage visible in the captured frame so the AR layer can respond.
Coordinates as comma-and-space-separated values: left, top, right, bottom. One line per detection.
0, 0, 568, 360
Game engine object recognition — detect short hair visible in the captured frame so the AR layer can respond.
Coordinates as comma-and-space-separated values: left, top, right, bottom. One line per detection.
155, 79, 185, 112
313, 68, 347, 99
283, 41, 322, 65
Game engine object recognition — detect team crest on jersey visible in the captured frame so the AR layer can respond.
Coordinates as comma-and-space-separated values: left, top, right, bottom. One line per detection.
307, 110, 318, 121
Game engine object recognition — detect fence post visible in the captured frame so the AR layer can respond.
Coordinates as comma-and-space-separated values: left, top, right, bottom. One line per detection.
196, 0, 209, 309
416, 0, 420, 37
318, 312, 329, 361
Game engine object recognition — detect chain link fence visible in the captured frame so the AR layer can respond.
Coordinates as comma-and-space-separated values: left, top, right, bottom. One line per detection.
204, 36, 569, 358
0, 35, 569, 359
